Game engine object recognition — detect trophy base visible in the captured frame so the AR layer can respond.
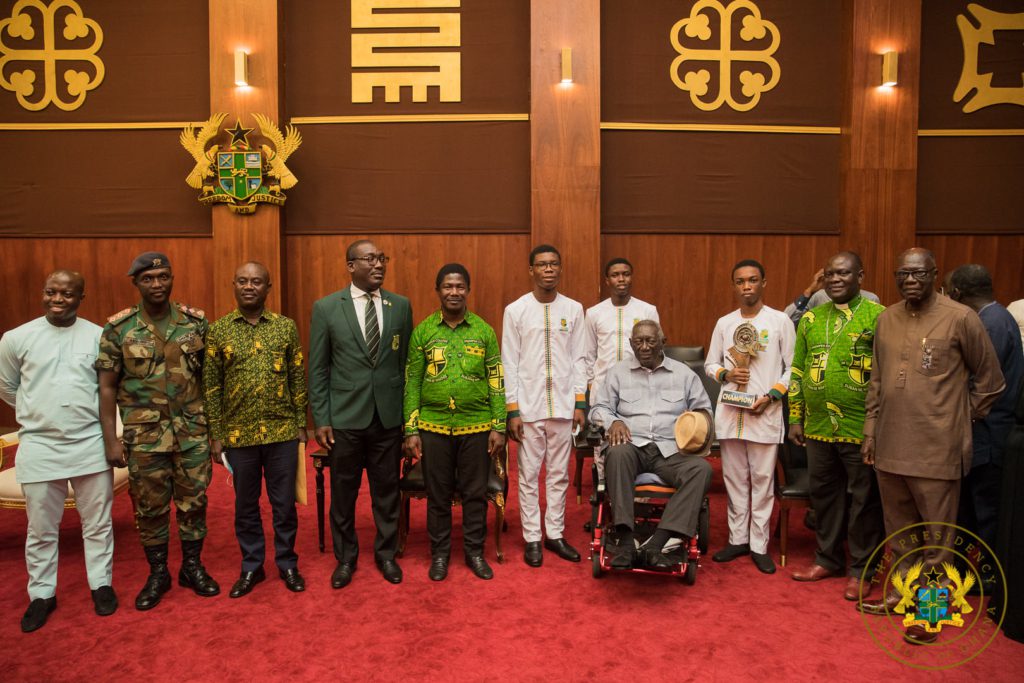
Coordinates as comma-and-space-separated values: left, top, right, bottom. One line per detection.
720, 390, 758, 409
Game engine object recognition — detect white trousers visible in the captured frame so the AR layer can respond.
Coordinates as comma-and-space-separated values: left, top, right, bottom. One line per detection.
517, 418, 572, 543
719, 439, 777, 554
22, 469, 115, 600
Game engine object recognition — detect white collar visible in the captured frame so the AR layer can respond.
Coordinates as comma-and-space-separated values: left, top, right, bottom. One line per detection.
350, 283, 378, 299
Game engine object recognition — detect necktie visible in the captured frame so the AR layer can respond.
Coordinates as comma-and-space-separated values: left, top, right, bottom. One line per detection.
364, 295, 380, 364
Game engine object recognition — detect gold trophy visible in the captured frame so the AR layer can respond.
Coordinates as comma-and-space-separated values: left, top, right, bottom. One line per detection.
720, 322, 760, 409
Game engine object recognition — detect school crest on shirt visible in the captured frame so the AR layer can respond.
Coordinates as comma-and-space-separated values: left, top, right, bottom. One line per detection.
847, 353, 870, 385
392, 334, 400, 351
809, 351, 828, 383
487, 363, 504, 391
425, 346, 447, 377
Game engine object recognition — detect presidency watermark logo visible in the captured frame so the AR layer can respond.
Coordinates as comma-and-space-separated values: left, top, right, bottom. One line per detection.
857, 522, 1006, 670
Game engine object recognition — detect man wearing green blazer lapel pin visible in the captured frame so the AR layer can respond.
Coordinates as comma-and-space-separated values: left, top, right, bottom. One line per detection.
309, 239, 414, 588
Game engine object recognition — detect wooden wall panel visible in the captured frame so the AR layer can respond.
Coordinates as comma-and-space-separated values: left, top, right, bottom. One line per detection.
840, 0, 921, 305
602, 234, 844, 347
530, 0, 602, 308
285, 234, 532, 349
919, 235, 1024, 304
0, 236, 213, 427
208, 0, 284, 319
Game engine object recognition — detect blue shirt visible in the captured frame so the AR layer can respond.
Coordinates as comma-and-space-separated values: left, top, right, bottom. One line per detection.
0, 317, 108, 483
974, 302, 1024, 467
589, 355, 711, 457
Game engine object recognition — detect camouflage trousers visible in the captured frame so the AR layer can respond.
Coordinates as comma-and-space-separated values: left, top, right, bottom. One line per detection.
127, 444, 211, 546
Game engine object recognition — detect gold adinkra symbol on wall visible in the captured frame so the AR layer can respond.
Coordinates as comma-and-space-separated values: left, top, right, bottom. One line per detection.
954, 3, 1024, 113
669, 0, 781, 112
0, 0, 104, 111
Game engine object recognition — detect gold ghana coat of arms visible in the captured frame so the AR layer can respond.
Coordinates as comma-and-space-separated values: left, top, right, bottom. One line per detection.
180, 113, 301, 214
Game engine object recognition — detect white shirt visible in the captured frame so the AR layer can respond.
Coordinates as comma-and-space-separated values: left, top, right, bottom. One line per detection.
584, 296, 659, 401
0, 316, 109, 483
502, 292, 586, 422
705, 306, 795, 444
350, 283, 383, 343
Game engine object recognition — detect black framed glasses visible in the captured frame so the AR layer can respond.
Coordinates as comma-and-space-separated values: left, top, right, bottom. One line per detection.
350, 254, 390, 265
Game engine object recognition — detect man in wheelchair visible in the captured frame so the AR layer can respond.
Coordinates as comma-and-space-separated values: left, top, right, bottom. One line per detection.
589, 320, 714, 570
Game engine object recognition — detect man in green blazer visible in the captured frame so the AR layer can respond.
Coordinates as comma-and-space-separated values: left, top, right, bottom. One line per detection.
309, 239, 413, 588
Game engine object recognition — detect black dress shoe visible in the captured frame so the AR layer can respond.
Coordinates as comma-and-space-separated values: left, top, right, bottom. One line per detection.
751, 552, 776, 574
544, 538, 581, 562
641, 547, 676, 571
712, 543, 750, 563
91, 586, 118, 616
229, 568, 266, 598
429, 556, 449, 581
331, 562, 355, 589
21, 597, 57, 633
280, 568, 305, 593
377, 558, 403, 584
465, 555, 494, 580
524, 541, 543, 567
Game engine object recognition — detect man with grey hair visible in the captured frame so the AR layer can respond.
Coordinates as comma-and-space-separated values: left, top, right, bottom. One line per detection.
0, 271, 117, 632
590, 320, 713, 570
859, 249, 1004, 646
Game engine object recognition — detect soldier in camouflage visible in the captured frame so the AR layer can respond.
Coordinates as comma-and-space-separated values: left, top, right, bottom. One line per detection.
96, 252, 220, 610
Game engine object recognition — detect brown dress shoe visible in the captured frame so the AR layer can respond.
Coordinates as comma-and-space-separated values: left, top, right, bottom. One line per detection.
857, 591, 901, 615
844, 576, 873, 601
904, 624, 939, 645
791, 563, 841, 582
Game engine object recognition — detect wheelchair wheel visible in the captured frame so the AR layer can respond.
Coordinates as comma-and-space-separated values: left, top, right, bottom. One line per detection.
592, 550, 603, 578
683, 560, 697, 585
697, 499, 710, 555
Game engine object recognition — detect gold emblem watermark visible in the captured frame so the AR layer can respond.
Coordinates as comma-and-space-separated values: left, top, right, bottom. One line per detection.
350, 0, 461, 104
954, 3, 1024, 113
669, 0, 780, 112
858, 522, 1007, 670
0, 0, 104, 111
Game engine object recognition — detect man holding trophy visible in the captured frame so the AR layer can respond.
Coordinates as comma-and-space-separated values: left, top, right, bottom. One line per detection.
705, 259, 795, 574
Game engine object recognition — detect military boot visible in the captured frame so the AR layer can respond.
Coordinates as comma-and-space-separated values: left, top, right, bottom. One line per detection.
178, 538, 220, 597
135, 544, 172, 611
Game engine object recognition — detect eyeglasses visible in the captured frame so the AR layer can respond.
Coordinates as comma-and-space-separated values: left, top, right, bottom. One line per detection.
532, 260, 561, 270
894, 269, 934, 282
350, 254, 390, 265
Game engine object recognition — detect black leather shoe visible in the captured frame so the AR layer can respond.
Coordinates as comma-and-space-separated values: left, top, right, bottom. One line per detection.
641, 547, 676, 571
751, 552, 776, 574
465, 555, 494, 580
91, 586, 118, 616
21, 597, 57, 633
331, 562, 355, 589
280, 568, 305, 593
377, 558, 403, 584
544, 537, 581, 562
428, 556, 449, 581
229, 568, 266, 598
524, 541, 543, 567
712, 543, 750, 562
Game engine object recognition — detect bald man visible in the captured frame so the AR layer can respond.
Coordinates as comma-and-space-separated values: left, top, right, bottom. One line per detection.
859, 249, 1005, 645
0, 271, 117, 632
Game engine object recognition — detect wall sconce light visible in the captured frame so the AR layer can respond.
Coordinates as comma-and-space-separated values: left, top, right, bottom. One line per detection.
561, 47, 572, 84
881, 51, 898, 87
234, 49, 249, 87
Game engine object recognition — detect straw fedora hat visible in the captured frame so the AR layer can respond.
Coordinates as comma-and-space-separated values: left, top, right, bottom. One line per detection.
674, 409, 714, 456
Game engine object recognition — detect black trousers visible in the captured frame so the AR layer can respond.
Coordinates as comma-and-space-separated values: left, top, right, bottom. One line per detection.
806, 440, 884, 576
226, 440, 299, 572
420, 431, 490, 558
605, 442, 712, 537
958, 461, 1001, 577
329, 413, 402, 564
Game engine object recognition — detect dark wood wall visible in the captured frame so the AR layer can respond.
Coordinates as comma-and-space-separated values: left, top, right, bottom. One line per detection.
2, 0, 1022, 429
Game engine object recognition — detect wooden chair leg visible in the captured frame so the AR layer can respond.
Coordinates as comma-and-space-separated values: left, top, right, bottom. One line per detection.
494, 504, 505, 563
779, 506, 790, 567
575, 451, 584, 504
314, 459, 325, 553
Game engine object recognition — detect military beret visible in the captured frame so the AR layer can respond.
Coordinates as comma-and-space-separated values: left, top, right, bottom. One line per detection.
128, 252, 172, 277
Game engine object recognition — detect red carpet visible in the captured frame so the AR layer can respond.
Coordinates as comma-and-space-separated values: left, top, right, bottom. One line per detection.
1, 452, 1022, 682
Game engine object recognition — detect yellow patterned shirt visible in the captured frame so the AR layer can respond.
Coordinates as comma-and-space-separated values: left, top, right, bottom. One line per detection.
202, 309, 308, 447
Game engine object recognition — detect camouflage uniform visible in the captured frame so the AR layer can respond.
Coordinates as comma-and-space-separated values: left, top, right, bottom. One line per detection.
95, 302, 211, 546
